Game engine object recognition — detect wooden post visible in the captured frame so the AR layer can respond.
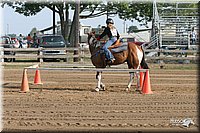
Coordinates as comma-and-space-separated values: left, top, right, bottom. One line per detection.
66, 49, 69, 63
80, 47, 84, 63
39, 48, 43, 63
73, 0, 80, 62
0, 47, 4, 62
188, 33, 191, 50
53, 5, 56, 35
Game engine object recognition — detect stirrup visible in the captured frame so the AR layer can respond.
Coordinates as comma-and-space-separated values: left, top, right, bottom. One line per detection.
107, 59, 115, 64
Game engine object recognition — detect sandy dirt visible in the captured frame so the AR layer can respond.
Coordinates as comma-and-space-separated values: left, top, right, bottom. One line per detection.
2, 63, 199, 132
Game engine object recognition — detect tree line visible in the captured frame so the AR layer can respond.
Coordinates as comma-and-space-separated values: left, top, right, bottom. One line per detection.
1, 0, 198, 47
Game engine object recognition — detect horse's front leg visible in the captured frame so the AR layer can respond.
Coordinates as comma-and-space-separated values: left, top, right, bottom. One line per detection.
126, 72, 134, 91
95, 71, 105, 92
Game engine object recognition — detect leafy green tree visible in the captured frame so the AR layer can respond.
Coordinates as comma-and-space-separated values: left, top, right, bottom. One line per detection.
1, 1, 70, 41
29, 27, 38, 37
127, 26, 138, 33
1, 1, 105, 45
110, 1, 153, 27
1, 1, 155, 45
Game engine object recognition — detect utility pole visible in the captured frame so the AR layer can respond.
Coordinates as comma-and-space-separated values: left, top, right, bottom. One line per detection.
73, 0, 80, 62
123, 20, 126, 33
53, 5, 56, 35
7, 24, 9, 35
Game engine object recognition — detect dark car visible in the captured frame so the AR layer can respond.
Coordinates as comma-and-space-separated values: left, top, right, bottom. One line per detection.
0, 36, 15, 62
38, 35, 68, 62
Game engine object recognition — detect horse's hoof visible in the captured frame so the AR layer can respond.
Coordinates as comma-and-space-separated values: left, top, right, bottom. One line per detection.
136, 89, 142, 94
95, 88, 100, 92
100, 84, 105, 91
125, 88, 129, 92
100, 88, 105, 91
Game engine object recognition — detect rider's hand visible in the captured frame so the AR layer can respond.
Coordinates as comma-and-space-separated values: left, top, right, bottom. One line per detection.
96, 37, 100, 41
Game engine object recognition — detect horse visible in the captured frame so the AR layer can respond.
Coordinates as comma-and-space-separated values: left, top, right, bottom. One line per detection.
87, 32, 149, 92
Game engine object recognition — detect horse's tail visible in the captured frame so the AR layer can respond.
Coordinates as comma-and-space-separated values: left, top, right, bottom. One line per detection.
140, 48, 149, 69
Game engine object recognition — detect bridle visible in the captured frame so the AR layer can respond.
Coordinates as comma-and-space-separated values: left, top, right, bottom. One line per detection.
88, 33, 103, 58
88, 34, 98, 48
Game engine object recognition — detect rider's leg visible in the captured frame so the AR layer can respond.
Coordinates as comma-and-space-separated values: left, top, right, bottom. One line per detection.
102, 37, 117, 61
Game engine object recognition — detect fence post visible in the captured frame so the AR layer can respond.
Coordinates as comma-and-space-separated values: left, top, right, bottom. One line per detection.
65, 49, 69, 63
0, 47, 4, 63
80, 47, 84, 63
39, 48, 43, 63
188, 34, 191, 49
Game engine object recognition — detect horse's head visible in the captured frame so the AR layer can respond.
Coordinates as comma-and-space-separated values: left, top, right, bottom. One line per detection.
87, 31, 97, 51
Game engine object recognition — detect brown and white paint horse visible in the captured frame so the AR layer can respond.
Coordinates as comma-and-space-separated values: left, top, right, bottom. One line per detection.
87, 32, 149, 92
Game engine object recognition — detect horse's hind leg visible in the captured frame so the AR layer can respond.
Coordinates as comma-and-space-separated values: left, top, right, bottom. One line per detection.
126, 72, 134, 91
100, 82, 105, 91
135, 71, 142, 93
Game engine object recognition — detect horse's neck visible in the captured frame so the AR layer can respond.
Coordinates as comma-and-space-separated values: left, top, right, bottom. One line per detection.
92, 47, 101, 54
89, 45, 100, 54
89, 46, 94, 54
89, 47, 102, 57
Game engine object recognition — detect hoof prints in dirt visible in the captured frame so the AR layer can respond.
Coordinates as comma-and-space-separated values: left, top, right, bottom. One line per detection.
3, 66, 198, 130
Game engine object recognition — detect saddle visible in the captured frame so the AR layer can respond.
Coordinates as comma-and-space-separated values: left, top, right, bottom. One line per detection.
95, 40, 128, 66
108, 39, 128, 53
110, 43, 127, 53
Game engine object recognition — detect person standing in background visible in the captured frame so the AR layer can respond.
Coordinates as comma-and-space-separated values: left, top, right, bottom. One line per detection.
190, 27, 197, 45
18, 34, 23, 48
33, 33, 38, 48
26, 34, 32, 48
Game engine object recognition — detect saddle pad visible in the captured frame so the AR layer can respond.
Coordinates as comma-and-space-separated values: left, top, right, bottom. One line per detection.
111, 43, 128, 53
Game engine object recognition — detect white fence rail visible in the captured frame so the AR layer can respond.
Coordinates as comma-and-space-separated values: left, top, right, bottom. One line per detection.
0, 47, 199, 63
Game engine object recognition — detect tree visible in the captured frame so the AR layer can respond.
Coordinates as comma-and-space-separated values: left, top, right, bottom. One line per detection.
46, 3, 70, 41
1, 1, 106, 46
127, 26, 138, 33
1, 1, 70, 41
111, 1, 153, 27
29, 27, 38, 36
1, 1, 155, 45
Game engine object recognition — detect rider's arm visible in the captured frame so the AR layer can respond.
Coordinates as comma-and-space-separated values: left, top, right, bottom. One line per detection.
117, 30, 120, 39
97, 27, 109, 41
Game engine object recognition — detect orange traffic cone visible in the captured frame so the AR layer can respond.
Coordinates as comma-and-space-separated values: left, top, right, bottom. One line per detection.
20, 69, 29, 93
142, 70, 153, 94
34, 68, 42, 85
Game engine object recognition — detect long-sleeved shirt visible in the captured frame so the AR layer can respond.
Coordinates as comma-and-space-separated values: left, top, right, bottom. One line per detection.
97, 26, 120, 40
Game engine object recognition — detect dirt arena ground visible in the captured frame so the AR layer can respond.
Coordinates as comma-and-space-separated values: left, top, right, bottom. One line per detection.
2, 63, 199, 132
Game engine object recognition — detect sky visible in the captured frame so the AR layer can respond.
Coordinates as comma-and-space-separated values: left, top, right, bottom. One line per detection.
0, 4, 150, 36
1, 6, 53, 36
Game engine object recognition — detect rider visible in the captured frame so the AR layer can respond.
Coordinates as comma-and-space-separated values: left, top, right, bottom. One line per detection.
97, 18, 120, 63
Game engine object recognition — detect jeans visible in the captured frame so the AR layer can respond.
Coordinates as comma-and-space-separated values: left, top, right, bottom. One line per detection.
102, 37, 117, 60
19, 41, 23, 48
191, 38, 196, 45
